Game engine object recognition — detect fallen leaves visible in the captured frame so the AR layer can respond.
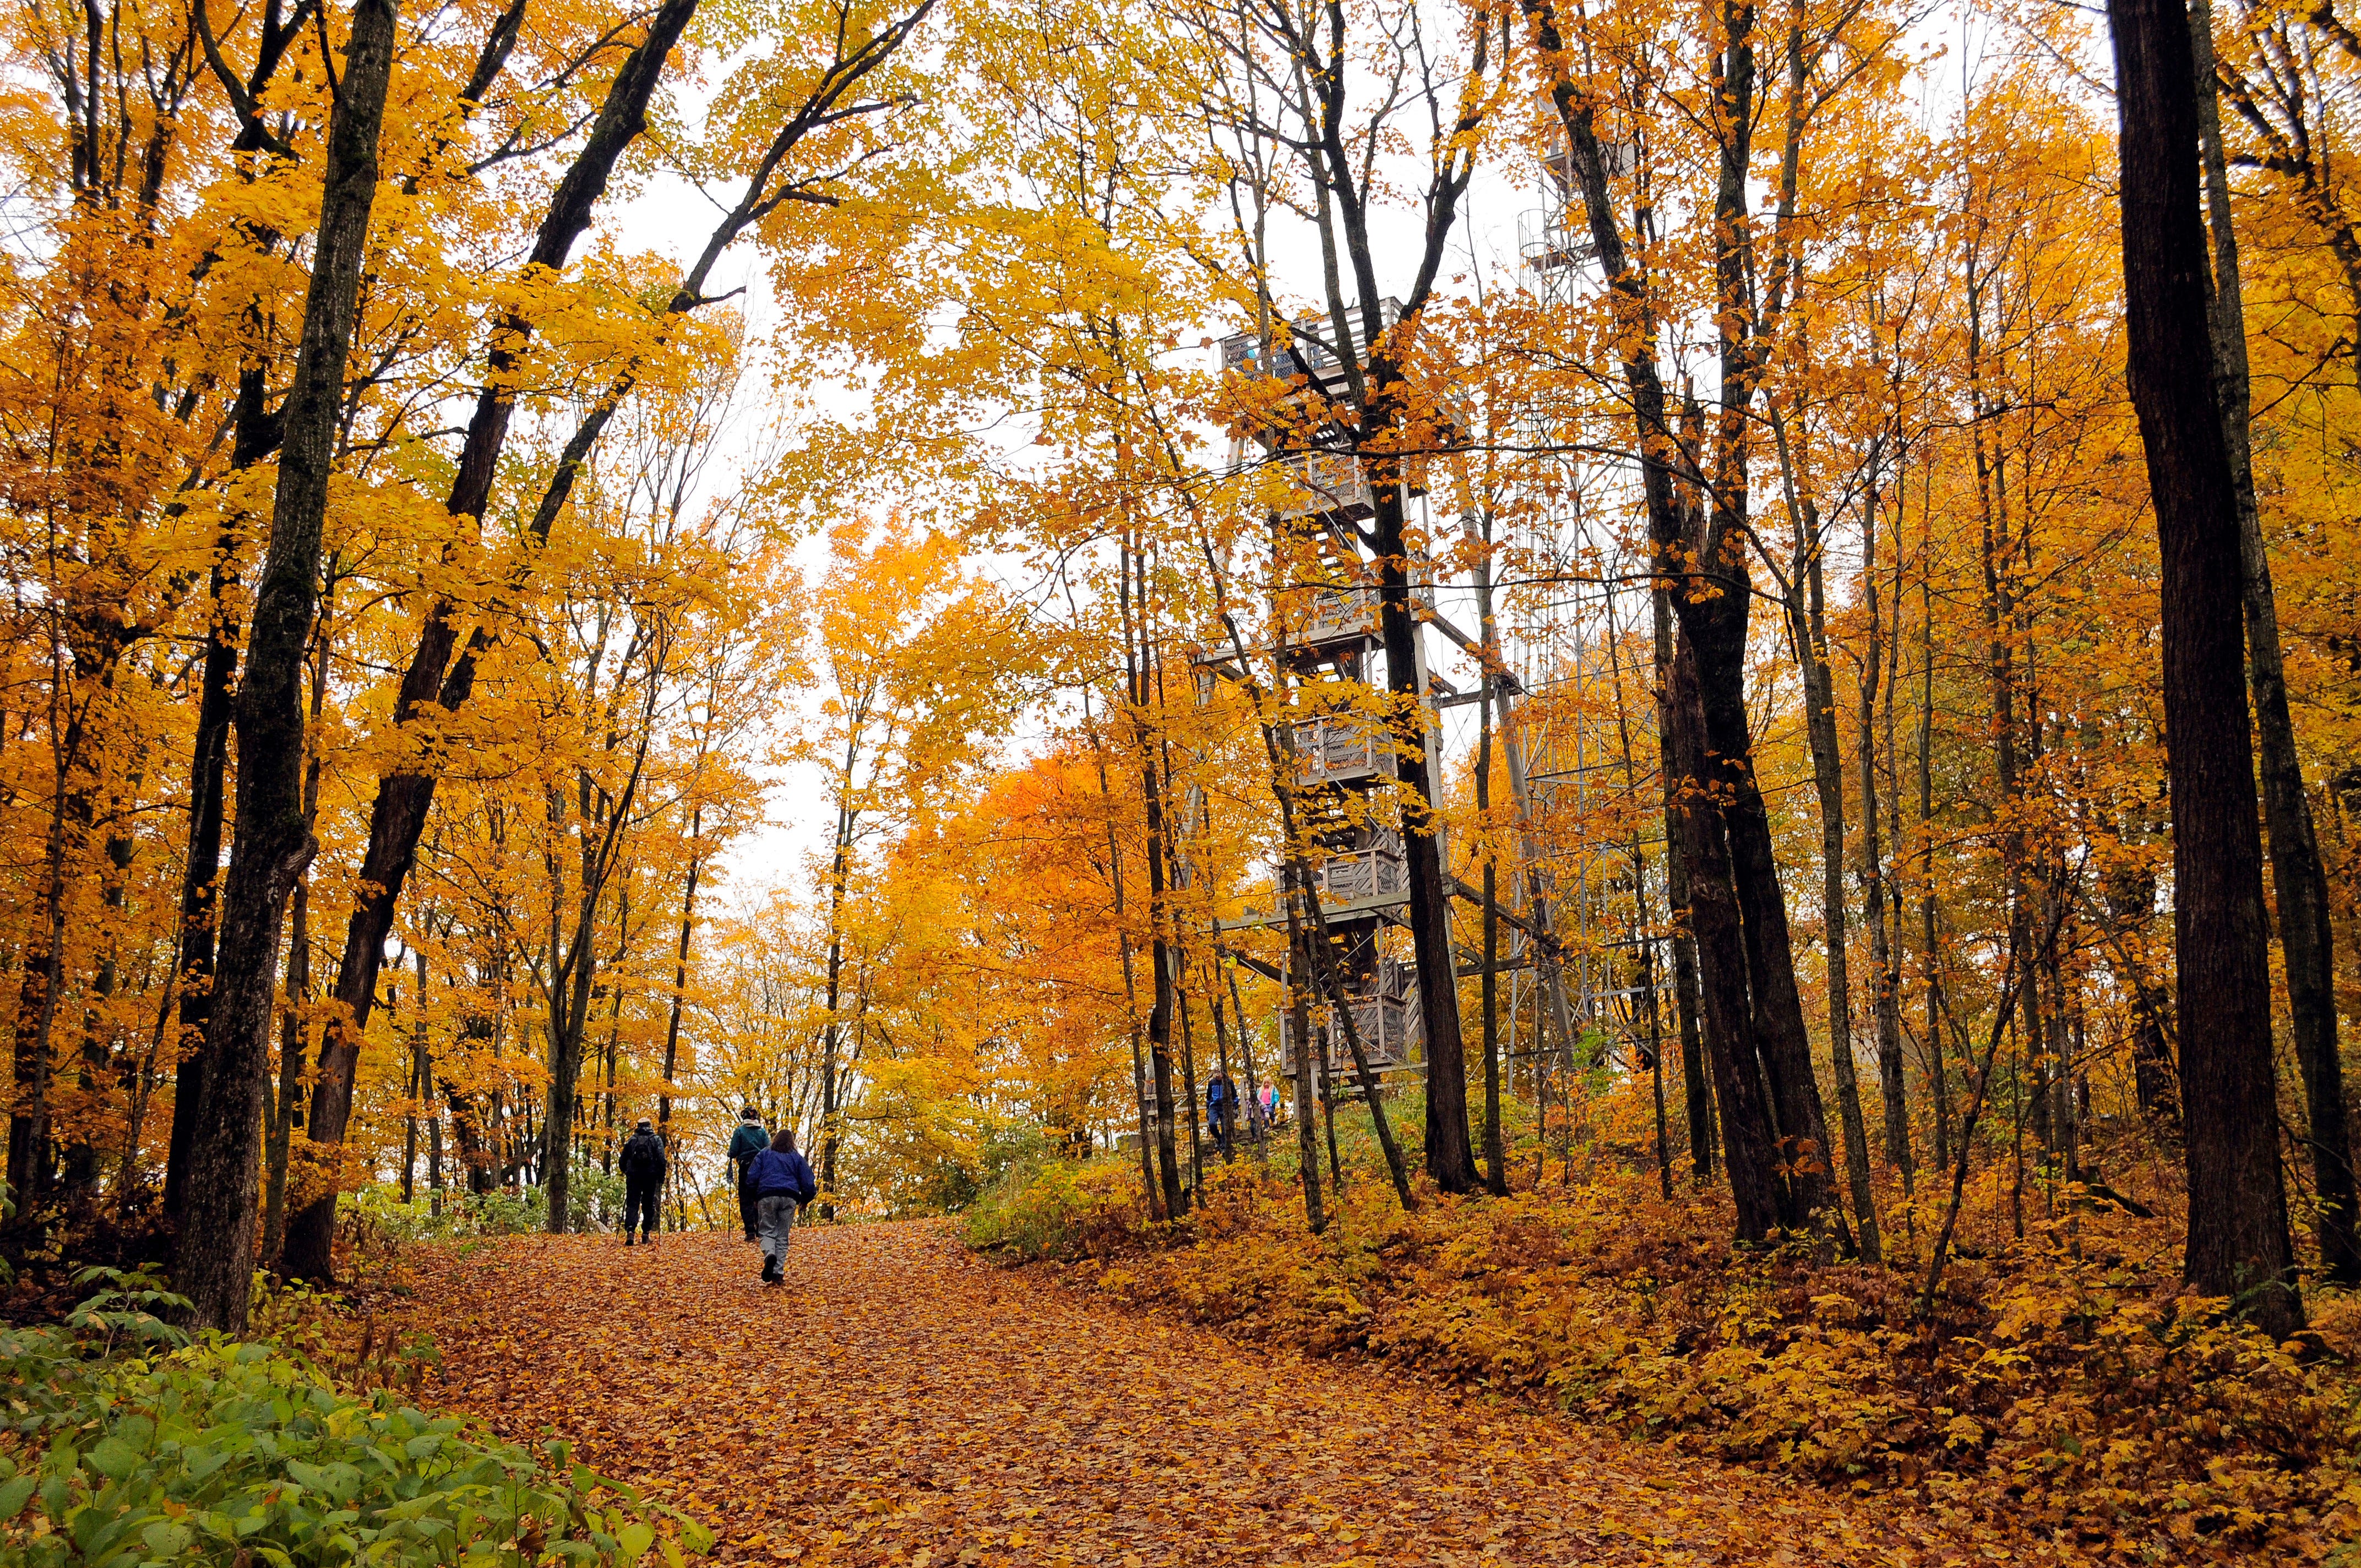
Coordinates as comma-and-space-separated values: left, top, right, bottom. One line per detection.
385, 1221, 2174, 1566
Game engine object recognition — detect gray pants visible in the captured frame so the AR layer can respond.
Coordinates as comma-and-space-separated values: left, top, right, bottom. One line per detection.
758, 1194, 799, 1262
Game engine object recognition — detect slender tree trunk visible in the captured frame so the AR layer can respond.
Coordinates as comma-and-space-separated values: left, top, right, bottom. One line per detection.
2108, 0, 2302, 1335
1222, 957, 1268, 1160
1787, 503, 1881, 1259
2191, 0, 2358, 1284
1471, 515, 1510, 1196
656, 812, 702, 1147
1478, 685, 1506, 1196
262, 612, 330, 1266
1919, 513, 1951, 1172
1859, 458, 1912, 1192
1127, 546, 1185, 1221
172, 0, 399, 1331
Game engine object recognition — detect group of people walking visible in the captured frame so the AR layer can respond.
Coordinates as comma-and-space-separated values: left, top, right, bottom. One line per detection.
610, 1109, 815, 1286
1201, 1070, 1281, 1158
729, 1107, 817, 1285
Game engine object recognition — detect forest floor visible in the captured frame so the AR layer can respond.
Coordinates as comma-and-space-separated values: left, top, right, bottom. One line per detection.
380, 1220, 2177, 1567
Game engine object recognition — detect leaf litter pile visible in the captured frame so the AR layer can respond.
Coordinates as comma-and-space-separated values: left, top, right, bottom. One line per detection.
392, 1223, 2105, 1566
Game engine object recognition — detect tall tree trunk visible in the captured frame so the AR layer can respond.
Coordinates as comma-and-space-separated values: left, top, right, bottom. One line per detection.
1656, 584, 1713, 1179
2191, 0, 2358, 1284
162, 364, 268, 1224
1544, 19, 1823, 1232
657, 812, 702, 1149
1918, 516, 1951, 1172
171, 0, 399, 1332
1786, 487, 1881, 1259
1126, 545, 1184, 1219
2107, 0, 2302, 1336
1478, 680, 1506, 1196
281, 0, 705, 1281
262, 609, 331, 1266
1668, 633, 1784, 1239
1859, 455, 1912, 1191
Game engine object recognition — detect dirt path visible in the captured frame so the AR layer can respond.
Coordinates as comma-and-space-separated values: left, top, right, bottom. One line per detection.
398, 1222, 1925, 1566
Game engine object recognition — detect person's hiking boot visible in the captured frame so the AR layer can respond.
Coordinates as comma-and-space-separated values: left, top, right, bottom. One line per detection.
760, 1256, 780, 1284
623, 1233, 635, 1246
640, 1230, 655, 1246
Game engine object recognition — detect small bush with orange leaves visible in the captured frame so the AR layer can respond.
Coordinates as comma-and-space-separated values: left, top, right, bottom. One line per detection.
976, 1157, 2361, 1559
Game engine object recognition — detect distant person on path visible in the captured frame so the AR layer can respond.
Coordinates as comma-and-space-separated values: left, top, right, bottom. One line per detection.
619, 1118, 667, 1245
1205, 1071, 1237, 1159
749, 1126, 818, 1285
728, 1106, 769, 1243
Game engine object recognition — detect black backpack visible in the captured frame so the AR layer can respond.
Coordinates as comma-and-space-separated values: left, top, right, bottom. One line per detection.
622, 1131, 663, 1177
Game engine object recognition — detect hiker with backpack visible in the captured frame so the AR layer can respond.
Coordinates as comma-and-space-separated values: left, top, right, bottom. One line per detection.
747, 1125, 818, 1284
727, 1106, 770, 1243
618, 1118, 667, 1245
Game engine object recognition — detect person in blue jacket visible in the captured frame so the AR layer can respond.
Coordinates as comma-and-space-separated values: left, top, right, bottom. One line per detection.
748, 1125, 817, 1285
1205, 1071, 1238, 1161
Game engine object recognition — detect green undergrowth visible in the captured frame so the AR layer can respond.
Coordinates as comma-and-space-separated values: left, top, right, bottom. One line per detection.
0, 1265, 710, 1567
968, 1155, 2361, 1561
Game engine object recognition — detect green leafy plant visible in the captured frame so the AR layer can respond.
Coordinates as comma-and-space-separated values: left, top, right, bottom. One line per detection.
0, 1271, 710, 1567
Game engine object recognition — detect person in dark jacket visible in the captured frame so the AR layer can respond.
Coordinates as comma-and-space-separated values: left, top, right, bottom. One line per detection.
747, 1126, 817, 1285
1205, 1071, 1237, 1160
618, 1118, 667, 1245
726, 1107, 769, 1242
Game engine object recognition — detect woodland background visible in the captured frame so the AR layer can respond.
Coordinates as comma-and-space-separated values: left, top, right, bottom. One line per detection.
1, 0, 2360, 1547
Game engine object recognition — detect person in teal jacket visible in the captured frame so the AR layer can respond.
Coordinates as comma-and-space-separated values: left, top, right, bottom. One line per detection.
727, 1107, 769, 1242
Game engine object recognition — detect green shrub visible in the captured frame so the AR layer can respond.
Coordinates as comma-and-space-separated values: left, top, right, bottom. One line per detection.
0, 1267, 708, 1567
346, 1184, 547, 1246
961, 1156, 1144, 1261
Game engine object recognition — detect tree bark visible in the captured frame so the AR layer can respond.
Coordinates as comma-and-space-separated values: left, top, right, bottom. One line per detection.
1656, 584, 1713, 1179
1667, 633, 1784, 1239
171, 0, 399, 1332
279, 0, 704, 1280
1858, 457, 1912, 1190
2107, 0, 2302, 1335
2191, 0, 2358, 1284
1788, 507, 1880, 1259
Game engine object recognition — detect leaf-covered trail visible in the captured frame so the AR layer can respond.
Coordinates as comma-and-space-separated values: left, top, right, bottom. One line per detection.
397, 1223, 1929, 1565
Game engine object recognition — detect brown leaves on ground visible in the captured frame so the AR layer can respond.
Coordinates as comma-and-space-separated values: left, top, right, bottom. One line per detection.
394, 1222, 1941, 1566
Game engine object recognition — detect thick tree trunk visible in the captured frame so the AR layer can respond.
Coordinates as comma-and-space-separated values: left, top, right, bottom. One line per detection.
1655, 586, 1713, 1179
1693, 572, 1837, 1232
171, 0, 399, 1332
2107, 0, 2302, 1336
2191, 0, 2358, 1284
1668, 634, 1784, 1239
1543, 31, 1817, 1232
279, 0, 703, 1281
1368, 495, 1479, 1194
162, 364, 267, 1224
